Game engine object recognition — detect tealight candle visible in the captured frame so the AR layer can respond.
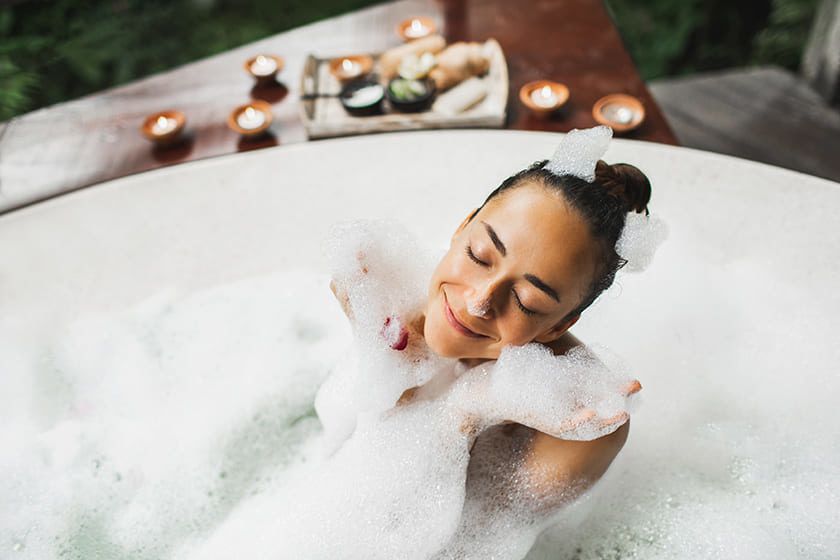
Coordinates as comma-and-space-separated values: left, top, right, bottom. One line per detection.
250, 55, 277, 77
592, 93, 646, 132
329, 54, 374, 83
152, 115, 177, 135
519, 80, 569, 117
343, 58, 360, 75
141, 110, 186, 145
244, 55, 284, 84
227, 101, 273, 136
397, 16, 436, 41
237, 107, 266, 130
530, 85, 558, 108
405, 19, 429, 38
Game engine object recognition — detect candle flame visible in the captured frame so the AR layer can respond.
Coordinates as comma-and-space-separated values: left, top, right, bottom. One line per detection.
244, 107, 256, 119
540, 85, 553, 98
342, 58, 354, 72
156, 116, 169, 128
411, 19, 423, 31
256, 55, 268, 65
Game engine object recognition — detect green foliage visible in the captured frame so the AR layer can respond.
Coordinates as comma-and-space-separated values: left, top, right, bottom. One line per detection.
607, 0, 819, 80
751, 0, 820, 68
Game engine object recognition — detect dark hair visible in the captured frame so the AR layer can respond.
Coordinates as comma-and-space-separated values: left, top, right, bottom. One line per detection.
469, 159, 652, 322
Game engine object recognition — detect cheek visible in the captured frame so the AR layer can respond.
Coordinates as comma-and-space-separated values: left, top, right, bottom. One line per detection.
495, 315, 547, 347
497, 324, 534, 347
423, 295, 462, 358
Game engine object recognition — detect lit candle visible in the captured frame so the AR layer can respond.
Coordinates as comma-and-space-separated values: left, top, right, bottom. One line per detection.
151, 115, 177, 135
404, 18, 429, 39
592, 94, 645, 132
236, 106, 267, 130
141, 111, 186, 144
250, 55, 278, 77
530, 85, 558, 109
613, 106, 634, 124
340, 58, 361, 78
519, 80, 569, 117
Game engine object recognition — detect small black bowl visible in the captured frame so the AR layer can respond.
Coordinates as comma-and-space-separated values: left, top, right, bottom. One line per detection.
339, 79, 385, 116
386, 77, 436, 113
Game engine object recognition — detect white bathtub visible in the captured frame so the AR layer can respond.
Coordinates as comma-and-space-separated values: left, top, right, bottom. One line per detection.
2, 130, 838, 558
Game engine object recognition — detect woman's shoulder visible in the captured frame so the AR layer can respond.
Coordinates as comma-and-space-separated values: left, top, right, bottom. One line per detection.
544, 330, 583, 357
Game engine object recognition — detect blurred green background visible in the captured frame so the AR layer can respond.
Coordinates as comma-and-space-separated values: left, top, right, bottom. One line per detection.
0, 0, 818, 121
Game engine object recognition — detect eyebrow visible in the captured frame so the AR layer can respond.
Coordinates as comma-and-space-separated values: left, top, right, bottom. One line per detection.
524, 274, 560, 302
481, 221, 561, 303
481, 221, 506, 256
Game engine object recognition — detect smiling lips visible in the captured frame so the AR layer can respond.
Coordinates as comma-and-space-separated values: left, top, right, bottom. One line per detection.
443, 290, 486, 339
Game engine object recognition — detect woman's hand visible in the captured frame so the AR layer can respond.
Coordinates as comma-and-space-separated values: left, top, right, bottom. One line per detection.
330, 250, 370, 321
330, 279, 354, 320
504, 378, 641, 439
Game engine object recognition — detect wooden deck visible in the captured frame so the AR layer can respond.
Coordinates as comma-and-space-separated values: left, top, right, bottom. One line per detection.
650, 66, 840, 183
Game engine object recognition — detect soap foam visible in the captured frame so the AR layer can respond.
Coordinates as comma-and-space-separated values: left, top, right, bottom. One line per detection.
3, 220, 838, 560
467, 297, 491, 318
316, 219, 453, 452
447, 344, 637, 441
544, 126, 613, 182
616, 211, 669, 272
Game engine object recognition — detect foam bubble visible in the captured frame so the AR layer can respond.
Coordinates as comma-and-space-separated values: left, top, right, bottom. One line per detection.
466, 297, 491, 318
544, 126, 613, 182
447, 344, 637, 442
616, 211, 669, 272
316, 219, 455, 452
180, 335, 635, 559
4, 218, 836, 560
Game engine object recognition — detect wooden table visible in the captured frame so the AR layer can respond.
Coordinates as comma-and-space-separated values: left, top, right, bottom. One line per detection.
0, 0, 676, 214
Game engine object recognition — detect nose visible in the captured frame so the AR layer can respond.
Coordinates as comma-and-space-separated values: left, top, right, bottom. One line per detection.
466, 279, 501, 318
466, 297, 491, 318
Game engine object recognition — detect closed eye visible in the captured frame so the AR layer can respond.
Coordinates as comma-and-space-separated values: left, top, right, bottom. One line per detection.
512, 289, 537, 316
465, 245, 488, 266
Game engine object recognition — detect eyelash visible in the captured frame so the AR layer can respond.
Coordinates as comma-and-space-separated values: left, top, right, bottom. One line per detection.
513, 290, 537, 316
465, 245, 487, 266
465, 245, 537, 316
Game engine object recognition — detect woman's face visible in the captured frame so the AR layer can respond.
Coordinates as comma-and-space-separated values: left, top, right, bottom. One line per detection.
423, 182, 601, 360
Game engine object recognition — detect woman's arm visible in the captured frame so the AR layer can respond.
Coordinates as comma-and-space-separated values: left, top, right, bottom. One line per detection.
519, 418, 630, 514
513, 331, 634, 511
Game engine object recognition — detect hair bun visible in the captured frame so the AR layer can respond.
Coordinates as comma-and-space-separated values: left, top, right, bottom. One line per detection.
594, 160, 651, 214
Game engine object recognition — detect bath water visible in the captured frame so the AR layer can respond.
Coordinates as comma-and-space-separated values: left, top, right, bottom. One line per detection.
3, 214, 837, 559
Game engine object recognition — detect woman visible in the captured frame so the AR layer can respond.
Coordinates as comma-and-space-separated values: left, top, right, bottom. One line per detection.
415, 151, 650, 504
321, 126, 653, 557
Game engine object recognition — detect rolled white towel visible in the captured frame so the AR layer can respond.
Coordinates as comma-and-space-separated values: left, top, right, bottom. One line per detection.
432, 76, 487, 116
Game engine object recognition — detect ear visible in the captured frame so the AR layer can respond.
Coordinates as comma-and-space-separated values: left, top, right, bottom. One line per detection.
534, 314, 580, 344
452, 208, 479, 243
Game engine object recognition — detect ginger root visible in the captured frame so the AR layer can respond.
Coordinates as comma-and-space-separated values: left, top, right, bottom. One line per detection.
429, 42, 490, 91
